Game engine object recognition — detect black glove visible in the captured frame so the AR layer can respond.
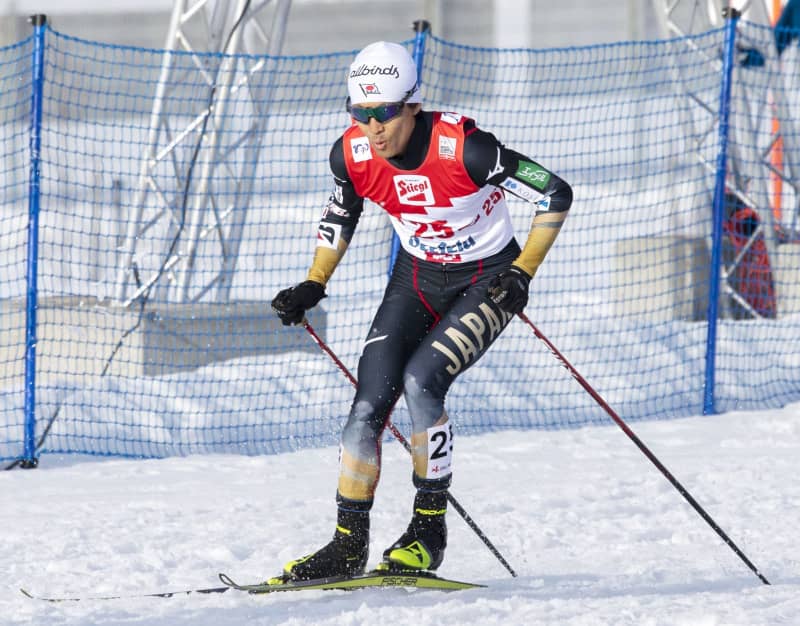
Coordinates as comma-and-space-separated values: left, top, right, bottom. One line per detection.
488, 266, 531, 315
271, 280, 326, 326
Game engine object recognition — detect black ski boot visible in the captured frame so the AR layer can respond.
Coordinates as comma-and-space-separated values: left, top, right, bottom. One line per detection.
379, 489, 447, 572
283, 502, 370, 581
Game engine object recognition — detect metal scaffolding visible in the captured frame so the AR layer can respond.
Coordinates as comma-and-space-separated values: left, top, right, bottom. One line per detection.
114, 0, 292, 305
652, 0, 799, 318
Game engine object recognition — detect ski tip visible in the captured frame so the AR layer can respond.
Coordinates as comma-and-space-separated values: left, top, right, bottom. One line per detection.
19, 588, 34, 599
219, 571, 292, 593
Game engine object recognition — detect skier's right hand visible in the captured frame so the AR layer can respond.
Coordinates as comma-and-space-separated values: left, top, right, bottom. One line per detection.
271, 281, 327, 326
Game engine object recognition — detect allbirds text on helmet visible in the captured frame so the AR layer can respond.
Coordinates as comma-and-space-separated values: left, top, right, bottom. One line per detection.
349, 64, 401, 79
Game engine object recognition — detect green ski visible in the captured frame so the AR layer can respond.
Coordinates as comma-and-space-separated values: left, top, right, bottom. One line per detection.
218, 570, 485, 593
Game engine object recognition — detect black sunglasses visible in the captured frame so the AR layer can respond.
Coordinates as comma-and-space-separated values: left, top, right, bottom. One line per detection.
345, 84, 418, 124
348, 101, 405, 124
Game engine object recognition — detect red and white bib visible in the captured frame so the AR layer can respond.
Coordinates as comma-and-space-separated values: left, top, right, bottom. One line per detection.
342, 112, 514, 263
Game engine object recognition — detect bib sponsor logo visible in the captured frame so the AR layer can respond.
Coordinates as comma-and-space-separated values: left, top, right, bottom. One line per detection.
408, 235, 475, 256
394, 175, 434, 205
351, 136, 372, 163
438, 136, 456, 160
516, 160, 551, 190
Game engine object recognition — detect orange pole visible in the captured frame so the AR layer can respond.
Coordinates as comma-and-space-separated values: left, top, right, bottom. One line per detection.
771, 0, 784, 221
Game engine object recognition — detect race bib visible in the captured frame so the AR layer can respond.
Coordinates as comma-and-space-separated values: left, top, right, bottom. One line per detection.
424, 422, 453, 479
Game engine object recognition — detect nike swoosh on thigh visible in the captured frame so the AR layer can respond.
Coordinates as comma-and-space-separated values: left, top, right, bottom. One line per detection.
363, 334, 388, 348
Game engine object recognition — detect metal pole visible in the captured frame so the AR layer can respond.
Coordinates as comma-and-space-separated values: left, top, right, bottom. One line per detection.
21, 14, 48, 469
704, 8, 740, 415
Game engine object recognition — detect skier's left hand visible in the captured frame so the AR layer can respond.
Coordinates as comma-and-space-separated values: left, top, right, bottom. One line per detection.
488, 266, 531, 315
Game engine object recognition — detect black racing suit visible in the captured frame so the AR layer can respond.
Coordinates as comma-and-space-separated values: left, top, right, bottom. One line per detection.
320, 111, 572, 505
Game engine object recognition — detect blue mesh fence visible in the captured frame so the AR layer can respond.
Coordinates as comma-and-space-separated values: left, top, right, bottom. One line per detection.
718, 20, 800, 411
0, 36, 32, 461
1, 20, 798, 463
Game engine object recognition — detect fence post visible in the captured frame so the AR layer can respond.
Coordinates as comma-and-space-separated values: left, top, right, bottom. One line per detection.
387, 19, 431, 277
21, 14, 48, 468
704, 8, 740, 415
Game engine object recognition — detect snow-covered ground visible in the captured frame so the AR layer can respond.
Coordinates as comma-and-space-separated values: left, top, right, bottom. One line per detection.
2, 402, 798, 625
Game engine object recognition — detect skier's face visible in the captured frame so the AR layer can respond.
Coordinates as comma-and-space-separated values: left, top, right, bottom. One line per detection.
351, 103, 421, 159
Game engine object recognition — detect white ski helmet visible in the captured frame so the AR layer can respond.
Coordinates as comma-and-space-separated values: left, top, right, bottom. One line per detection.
347, 41, 421, 105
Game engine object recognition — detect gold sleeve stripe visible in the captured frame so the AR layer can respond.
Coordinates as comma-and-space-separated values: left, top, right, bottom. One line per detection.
306, 241, 349, 286
512, 210, 568, 278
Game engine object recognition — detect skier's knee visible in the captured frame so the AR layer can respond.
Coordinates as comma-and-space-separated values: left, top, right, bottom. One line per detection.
402, 370, 447, 433
341, 401, 384, 455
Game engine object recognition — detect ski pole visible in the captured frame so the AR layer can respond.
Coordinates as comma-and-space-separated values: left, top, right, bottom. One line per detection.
517, 312, 770, 585
302, 319, 517, 578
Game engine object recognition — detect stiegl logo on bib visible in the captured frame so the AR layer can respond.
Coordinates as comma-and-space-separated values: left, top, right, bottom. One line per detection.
393, 175, 434, 206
